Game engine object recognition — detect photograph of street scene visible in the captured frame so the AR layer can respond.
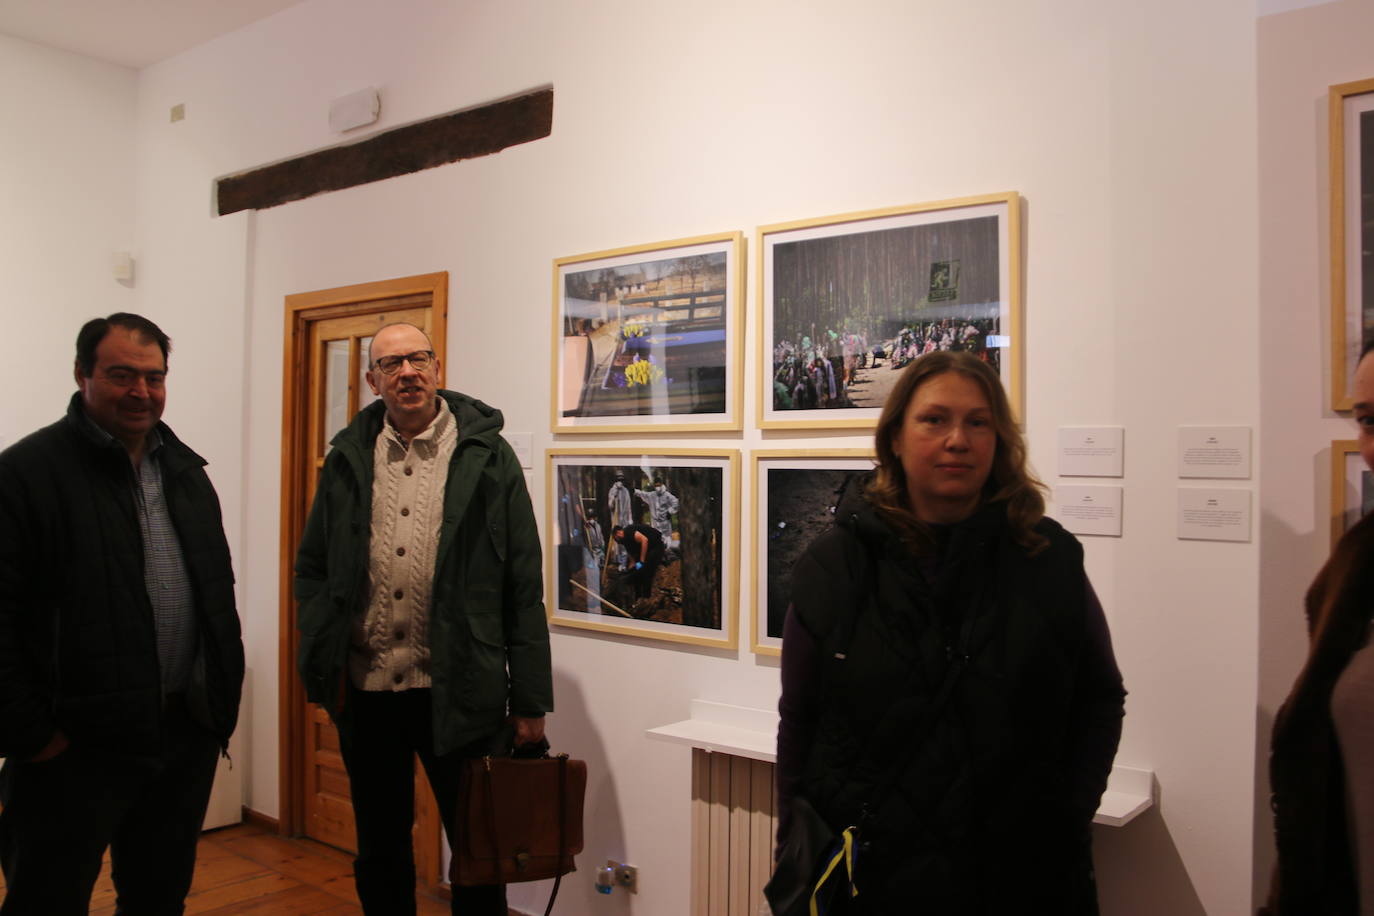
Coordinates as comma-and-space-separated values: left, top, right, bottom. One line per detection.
557, 241, 734, 424
767, 210, 1007, 415
551, 456, 727, 637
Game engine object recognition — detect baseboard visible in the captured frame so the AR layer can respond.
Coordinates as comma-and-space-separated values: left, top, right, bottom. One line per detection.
241, 806, 280, 832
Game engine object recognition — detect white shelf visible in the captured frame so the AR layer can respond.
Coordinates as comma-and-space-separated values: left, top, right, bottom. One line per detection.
1094, 764, 1154, 826
646, 700, 777, 762
646, 701, 1154, 827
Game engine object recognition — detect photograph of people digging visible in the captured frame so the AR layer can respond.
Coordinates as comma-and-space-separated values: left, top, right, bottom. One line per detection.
553, 461, 723, 631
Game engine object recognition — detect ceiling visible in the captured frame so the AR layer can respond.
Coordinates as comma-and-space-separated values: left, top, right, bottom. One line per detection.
0, 0, 307, 69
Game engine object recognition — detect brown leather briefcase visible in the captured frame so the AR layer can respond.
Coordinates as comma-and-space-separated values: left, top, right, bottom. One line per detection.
450, 752, 587, 913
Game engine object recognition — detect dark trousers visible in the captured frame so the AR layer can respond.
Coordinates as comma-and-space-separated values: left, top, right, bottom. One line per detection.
627, 550, 663, 599
337, 686, 506, 916
0, 699, 220, 916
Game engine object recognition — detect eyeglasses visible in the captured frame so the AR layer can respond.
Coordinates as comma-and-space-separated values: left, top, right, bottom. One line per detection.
371, 350, 435, 375
103, 368, 166, 389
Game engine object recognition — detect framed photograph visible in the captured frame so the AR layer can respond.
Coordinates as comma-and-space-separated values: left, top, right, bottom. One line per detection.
1331, 439, 1372, 546
551, 232, 745, 432
1330, 78, 1374, 411
750, 449, 874, 656
758, 193, 1022, 430
546, 448, 740, 648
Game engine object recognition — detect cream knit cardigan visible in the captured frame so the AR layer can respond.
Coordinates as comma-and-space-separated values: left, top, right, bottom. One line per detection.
349, 405, 457, 691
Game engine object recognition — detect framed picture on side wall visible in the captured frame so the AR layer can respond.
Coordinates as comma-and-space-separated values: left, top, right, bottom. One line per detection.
758, 193, 1022, 430
546, 448, 740, 649
551, 232, 745, 433
750, 449, 874, 656
1330, 78, 1374, 411
1331, 439, 1372, 546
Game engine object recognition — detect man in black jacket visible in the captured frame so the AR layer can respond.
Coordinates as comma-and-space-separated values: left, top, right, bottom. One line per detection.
0, 313, 244, 915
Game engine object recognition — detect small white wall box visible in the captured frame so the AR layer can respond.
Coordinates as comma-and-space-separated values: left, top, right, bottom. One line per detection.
111, 251, 134, 282
328, 87, 381, 133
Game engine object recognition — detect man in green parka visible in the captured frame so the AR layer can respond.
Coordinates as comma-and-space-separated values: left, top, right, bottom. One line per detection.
294, 322, 551, 916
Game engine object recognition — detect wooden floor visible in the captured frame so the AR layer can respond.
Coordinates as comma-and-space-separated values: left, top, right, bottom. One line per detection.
0, 822, 454, 915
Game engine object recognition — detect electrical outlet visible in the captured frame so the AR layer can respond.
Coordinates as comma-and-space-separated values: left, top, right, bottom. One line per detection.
606, 860, 637, 893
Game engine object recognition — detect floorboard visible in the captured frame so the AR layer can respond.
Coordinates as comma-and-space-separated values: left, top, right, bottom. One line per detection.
0, 821, 470, 915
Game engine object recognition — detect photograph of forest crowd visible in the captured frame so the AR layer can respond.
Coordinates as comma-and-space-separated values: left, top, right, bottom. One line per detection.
554, 461, 724, 631
770, 214, 1003, 411
560, 249, 729, 418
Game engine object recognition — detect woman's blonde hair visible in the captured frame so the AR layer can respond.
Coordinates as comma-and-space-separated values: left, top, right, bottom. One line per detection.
867, 350, 1048, 553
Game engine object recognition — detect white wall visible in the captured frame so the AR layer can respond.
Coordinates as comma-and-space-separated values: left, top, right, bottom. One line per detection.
1256, 0, 1374, 906
123, 0, 1262, 913
0, 35, 136, 440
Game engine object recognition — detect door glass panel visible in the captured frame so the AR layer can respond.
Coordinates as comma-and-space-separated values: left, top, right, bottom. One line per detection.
358, 335, 379, 412
323, 339, 350, 452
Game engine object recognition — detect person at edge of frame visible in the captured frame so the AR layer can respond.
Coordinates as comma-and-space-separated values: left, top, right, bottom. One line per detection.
294, 322, 552, 916
1265, 336, 1374, 915
775, 349, 1126, 914
0, 312, 245, 915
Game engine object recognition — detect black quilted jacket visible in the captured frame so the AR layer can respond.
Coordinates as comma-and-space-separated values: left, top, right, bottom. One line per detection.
787, 483, 1122, 912
0, 394, 244, 759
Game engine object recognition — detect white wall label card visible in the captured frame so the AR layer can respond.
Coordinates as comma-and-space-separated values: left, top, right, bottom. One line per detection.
1178, 426, 1251, 479
503, 431, 533, 469
1177, 488, 1252, 542
1054, 485, 1123, 537
1058, 427, 1124, 477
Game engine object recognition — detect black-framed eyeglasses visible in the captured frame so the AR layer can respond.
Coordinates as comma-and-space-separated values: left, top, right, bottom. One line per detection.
371, 350, 434, 375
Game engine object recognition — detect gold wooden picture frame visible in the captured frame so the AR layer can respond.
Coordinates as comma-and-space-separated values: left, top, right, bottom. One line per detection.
757, 192, 1023, 430
1329, 78, 1374, 411
749, 449, 875, 656
550, 232, 745, 433
1330, 439, 1369, 547
546, 448, 740, 649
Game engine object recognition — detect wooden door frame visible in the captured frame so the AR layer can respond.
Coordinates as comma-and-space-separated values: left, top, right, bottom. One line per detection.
278, 272, 449, 880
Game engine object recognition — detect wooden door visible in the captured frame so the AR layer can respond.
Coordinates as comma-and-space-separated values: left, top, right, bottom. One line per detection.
279, 274, 448, 889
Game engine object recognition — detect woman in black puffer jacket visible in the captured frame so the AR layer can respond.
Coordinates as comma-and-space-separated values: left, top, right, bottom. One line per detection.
775, 351, 1126, 914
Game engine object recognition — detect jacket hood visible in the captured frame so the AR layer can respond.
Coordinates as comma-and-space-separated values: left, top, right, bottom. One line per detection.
330, 388, 505, 453
833, 472, 892, 550
834, 472, 1010, 559
439, 389, 505, 442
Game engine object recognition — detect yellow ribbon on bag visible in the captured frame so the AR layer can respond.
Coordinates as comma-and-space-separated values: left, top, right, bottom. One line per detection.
809, 826, 860, 916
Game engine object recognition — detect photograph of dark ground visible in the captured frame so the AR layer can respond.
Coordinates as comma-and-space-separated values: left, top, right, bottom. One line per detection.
764, 468, 866, 639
